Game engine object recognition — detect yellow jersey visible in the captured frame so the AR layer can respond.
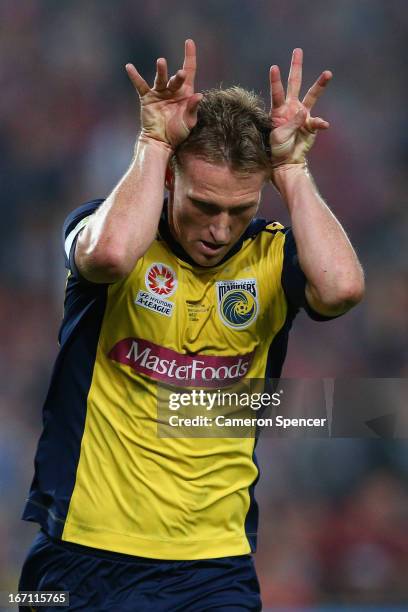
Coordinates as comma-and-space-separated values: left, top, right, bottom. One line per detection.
23, 199, 331, 560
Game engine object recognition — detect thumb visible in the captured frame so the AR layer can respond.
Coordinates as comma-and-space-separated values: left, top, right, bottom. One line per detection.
184, 93, 203, 130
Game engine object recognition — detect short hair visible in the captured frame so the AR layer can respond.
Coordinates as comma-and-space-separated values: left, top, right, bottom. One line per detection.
173, 86, 272, 174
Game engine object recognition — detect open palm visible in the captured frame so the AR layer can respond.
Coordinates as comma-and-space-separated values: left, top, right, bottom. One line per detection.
126, 39, 202, 148
269, 49, 332, 166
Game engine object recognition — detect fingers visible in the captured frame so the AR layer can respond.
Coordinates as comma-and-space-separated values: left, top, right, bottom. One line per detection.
183, 38, 197, 88
127, 38, 196, 99
269, 65, 285, 110
302, 70, 333, 110
184, 93, 203, 129
125, 63, 150, 97
306, 115, 330, 132
126, 57, 188, 98
287, 48, 303, 100
154, 58, 169, 91
167, 69, 187, 92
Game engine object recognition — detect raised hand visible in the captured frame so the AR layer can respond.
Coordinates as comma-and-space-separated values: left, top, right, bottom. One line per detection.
269, 48, 332, 167
126, 39, 202, 148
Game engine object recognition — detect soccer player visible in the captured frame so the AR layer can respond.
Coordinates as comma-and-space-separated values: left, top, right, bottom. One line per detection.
19, 40, 364, 611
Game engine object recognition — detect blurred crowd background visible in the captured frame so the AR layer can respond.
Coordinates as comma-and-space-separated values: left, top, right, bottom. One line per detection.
0, 0, 407, 609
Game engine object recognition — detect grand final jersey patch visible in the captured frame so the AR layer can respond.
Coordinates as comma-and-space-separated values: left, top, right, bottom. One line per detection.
135, 263, 177, 317
216, 279, 259, 329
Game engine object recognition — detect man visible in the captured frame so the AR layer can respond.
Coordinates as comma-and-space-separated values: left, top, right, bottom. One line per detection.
19, 40, 364, 611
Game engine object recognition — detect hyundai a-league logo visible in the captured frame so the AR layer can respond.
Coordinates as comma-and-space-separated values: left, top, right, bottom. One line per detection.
216, 279, 258, 329
145, 263, 177, 297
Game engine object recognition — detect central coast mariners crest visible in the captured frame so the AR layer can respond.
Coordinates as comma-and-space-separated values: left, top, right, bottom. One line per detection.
216, 279, 259, 329
135, 263, 177, 317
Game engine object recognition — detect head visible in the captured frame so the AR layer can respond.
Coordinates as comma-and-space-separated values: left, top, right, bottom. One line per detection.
166, 87, 272, 267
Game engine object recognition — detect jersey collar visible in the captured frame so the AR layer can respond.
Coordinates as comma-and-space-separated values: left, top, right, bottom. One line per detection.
158, 200, 269, 268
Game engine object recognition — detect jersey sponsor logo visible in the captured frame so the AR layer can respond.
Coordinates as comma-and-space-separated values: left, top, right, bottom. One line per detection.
145, 263, 177, 297
108, 338, 254, 387
135, 263, 177, 316
216, 279, 259, 329
135, 291, 174, 317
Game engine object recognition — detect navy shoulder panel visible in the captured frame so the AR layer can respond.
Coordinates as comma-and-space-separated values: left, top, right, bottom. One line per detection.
242, 217, 271, 239
242, 217, 286, 241
62, 199, 104, 279
59, 199, 107, 345
62, 199, 104, 242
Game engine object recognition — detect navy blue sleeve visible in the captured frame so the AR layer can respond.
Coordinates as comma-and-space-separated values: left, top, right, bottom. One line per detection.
58, 199, 107, 346
281, 228, 340, 322
62, 199, 104, 280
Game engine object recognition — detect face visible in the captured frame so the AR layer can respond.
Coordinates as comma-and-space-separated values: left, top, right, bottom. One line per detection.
167, 156, 267, 267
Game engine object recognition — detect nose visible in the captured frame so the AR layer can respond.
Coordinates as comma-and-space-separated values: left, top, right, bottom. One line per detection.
209, 213, 231, 244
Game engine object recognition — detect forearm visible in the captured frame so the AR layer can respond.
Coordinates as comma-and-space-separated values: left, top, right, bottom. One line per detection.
76, 137, 172, 282
273, 164, 364, 312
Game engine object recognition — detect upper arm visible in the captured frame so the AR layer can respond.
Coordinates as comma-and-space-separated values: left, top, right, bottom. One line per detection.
305, 282, 355, 317
63, 200, 104, 283
281, 228, 343, 322
64, 199, 131, 284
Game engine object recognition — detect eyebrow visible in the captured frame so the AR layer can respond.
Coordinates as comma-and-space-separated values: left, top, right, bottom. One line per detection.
189, 197, 258, 211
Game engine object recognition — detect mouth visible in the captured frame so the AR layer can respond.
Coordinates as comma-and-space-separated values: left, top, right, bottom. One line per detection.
199, 240, 228, 256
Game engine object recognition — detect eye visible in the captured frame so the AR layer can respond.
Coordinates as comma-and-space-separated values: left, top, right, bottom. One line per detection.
230, 205, 253, 216
191, 199, 219, 215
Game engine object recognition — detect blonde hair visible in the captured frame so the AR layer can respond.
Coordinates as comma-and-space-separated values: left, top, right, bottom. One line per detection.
173, 86, 272, 173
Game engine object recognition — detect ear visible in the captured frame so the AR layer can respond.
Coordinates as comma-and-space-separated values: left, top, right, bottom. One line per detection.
165, 164, 175, 192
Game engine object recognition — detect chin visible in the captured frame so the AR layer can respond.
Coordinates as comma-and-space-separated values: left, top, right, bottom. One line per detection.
190, 251, 223, 267
198, 258, 220, 267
